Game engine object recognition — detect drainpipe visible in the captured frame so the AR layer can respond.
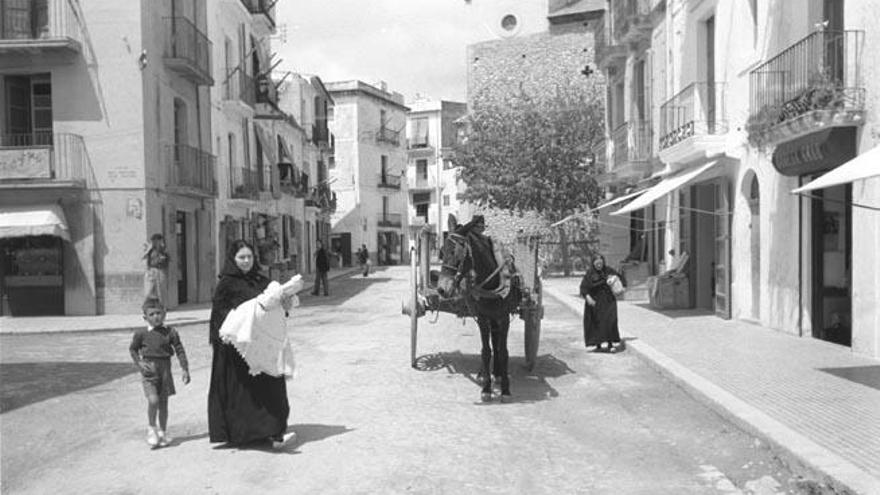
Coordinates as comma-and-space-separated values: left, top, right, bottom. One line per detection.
797, 175, 803, 337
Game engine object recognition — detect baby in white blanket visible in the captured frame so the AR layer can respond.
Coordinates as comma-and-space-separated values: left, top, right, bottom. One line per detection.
218, 275, 304, 377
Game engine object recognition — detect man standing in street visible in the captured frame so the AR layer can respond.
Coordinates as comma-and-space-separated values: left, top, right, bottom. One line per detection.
312, 240, 330, 296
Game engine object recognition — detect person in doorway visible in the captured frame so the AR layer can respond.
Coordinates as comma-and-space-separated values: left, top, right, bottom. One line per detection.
142, 233, 170, 305
580, 253, 625, 353
207, 240, 292, 448
312, 240, 330, 296
130, 297, 190, 448
357, 244, 370, 277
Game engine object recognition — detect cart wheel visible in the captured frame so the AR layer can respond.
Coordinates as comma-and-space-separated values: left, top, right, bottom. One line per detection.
523, 309, 541, 371
410, 246, 418, 368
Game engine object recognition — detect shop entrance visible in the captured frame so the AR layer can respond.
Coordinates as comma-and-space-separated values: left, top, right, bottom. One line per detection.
0, 235, 64, 315
330, 233, 351, 267
808, 184, 852, 346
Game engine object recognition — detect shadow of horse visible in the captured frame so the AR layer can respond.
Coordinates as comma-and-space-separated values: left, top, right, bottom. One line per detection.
413, 351, 575, 403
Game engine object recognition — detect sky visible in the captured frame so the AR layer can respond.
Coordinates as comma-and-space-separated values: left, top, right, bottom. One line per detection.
274, 0, 540, 104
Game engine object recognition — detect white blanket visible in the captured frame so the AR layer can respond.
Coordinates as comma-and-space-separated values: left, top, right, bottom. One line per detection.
218, 276, 303, 377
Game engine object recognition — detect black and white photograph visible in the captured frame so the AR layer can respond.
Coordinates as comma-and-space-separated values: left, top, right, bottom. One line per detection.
1, 0, 879, 493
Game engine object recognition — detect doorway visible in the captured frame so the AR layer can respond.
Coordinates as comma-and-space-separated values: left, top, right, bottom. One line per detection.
809, 184, 851, 346
331, 233, 352, 267
176, 211, 188, 304
747, 174, 761, 320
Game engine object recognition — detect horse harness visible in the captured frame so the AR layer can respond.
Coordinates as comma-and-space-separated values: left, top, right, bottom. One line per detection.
442, 232, 512, 301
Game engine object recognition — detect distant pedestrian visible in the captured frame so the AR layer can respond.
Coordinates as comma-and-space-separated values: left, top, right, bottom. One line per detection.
312, 240, 330, 296
208, 240, 292, 448
580, 253, 625, 353
142, 233, 170, 305
357, 244, 370, 277
129, 297, 190, 448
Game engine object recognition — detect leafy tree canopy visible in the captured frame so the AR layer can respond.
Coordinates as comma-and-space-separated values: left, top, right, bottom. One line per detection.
455, 84, 605, 222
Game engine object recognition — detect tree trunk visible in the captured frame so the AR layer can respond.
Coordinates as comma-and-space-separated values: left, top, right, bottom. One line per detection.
558, 226, 571, 276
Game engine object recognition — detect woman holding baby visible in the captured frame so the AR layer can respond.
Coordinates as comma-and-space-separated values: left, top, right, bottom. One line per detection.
208, 239, 301, 448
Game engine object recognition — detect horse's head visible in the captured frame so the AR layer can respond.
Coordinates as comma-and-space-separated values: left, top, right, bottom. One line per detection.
436, 215, 471, 298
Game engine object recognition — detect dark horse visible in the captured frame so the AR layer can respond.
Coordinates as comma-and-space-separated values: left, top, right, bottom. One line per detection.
436, 214, 519, 402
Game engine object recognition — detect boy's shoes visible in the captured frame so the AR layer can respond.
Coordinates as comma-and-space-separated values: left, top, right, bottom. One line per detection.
157, 430, 171, 447
146, 427, 159, 447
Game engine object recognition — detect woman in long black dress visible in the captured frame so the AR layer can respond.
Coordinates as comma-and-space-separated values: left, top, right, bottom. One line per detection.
580, 253, 624, 353
208, 240, 289, 446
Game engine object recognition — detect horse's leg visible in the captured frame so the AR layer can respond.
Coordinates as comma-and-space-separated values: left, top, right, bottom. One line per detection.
477, 317, 493, 402
496, 317, 511, 400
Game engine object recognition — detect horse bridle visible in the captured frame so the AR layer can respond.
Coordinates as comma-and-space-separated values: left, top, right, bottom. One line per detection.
441, 232, 507, 295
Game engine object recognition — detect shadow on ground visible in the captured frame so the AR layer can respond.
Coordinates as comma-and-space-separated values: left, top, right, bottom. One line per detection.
298, 273, 394, 308
212, 423, 354, 454
819, 365, 880, 392
632, 303, 715, 319
413, 351, 575, 403
0, 362, 135, 413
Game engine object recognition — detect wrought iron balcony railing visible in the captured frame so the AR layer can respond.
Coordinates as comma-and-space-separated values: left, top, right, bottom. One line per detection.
163, 16, 213, 85
0, 0, 83, 52
377, 213, 403, 227
231, 167, 260, 199
612, 0, 651, 44
749, 30, 864, 136
376, 126, 401, 146
0, 133, 89, 183
223, 70, 256, 106
240, 0, 276, 28
377, 173, 402, 189
611, 121, 652, 169
166, 143, 216, 196
660, 82, 728, 150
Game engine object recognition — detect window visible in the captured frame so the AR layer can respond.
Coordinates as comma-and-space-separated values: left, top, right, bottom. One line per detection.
443, 195, 450, 206
380, 109, 387, 129
3, 74, 52, 145
416, 203, 429, 219
381, 155, 388, 181
411, 118, 429, 147
416, 159, 428, 180
242, 118, 250, 168
173, 98, 187, 147
634, 60, 646, 121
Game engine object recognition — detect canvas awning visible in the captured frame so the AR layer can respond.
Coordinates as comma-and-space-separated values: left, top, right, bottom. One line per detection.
549, 188, 648, 227
0, 204, 71, 241
792, 145, 880, 193
253, 123, 278, 165
612, 160, 721, 216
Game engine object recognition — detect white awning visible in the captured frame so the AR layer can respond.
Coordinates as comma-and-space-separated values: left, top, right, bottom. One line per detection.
0, 205, 70, 241
253, 123, 278, 165
549, 189, 648, 227
792, 145, 880, 193
612, 160, 720, 216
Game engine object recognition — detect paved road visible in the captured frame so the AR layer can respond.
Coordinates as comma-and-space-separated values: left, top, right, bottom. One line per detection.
1, 266, 815, 494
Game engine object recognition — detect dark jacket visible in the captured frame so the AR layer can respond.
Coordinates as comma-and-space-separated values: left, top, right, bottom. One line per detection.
315, 247, 330, 273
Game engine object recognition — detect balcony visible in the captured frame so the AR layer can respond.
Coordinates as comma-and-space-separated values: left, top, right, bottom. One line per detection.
658, 82, 728, 164
611, 121, 652, 182
408, 171, 438, 191
231, 167, 260, 199
256, 75, 277, 106
0, 133, 89, 187
0, 0, 82, 55
305, 183, 336, 212
163, 17, 213, 86
222, 70, 256, 107
240, 0, 275, 33
312, 121, 329, 146
748, 30, 864, 145
593, 14, 625, 70
165, 143, 216, 197
377, 173, 402, 189
278, 162, 308, 197
612, 0, 652, 45
377, 213, 403, 228
376, 126, 401, 146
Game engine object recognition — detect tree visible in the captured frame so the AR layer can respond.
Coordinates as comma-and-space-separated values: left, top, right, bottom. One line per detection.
454, 84, 606, 274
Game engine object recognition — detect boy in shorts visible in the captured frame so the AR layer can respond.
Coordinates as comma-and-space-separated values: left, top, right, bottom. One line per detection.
129, 298, 190, 447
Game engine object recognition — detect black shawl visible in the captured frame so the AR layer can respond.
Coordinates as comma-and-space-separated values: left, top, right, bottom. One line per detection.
208, 246, 270, 345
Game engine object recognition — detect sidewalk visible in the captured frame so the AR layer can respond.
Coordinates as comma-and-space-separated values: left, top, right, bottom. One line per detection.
0, 267, 360, 335
543, 276, 880, 495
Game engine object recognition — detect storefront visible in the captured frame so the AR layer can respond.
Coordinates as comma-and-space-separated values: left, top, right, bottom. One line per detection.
0, 205, 69, 316
774, 128, 859, 347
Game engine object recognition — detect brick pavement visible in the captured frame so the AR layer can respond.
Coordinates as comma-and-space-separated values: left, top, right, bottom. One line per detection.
0, 267, 360, 335
543, 276, 880, 495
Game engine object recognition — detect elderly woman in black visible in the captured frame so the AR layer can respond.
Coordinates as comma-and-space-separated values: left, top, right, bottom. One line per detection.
208, 239, 290, 447
580, 253, 625, 353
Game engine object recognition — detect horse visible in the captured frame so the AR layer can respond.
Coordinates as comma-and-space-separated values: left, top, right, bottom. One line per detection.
436, 214, 520, 402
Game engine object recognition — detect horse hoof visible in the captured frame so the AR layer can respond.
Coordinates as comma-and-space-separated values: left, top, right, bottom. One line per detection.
481, 392, 493, 402
500, 393, 512, 403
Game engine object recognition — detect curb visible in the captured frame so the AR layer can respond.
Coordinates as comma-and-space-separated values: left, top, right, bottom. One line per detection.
543, 284, 880, 495
0, 268, 362, 336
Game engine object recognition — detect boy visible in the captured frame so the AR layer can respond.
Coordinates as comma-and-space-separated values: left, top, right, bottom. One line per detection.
130, 298, 190, 447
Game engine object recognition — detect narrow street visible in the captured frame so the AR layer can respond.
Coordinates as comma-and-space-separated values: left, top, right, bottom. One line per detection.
1, 267, 809, 494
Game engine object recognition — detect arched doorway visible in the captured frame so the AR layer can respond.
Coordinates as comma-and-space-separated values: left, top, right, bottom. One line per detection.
743, 172, 760, 320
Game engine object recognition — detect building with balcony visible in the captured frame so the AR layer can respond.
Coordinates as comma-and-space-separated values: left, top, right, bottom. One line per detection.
1, 0, 215, 315
326, 80, 410, 266
405, 98, 467, 246
592, 0, 880, 359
